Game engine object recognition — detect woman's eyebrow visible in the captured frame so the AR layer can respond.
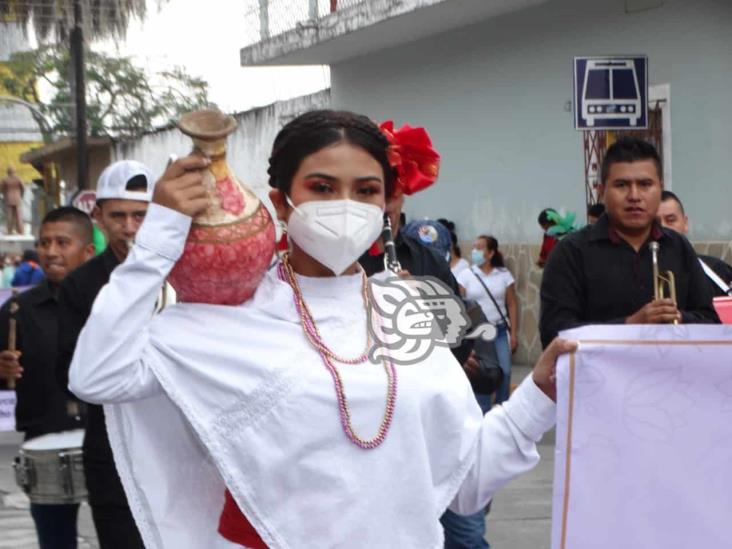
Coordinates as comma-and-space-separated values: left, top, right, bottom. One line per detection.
303, 173, 383, 183
303, 172, 337, 180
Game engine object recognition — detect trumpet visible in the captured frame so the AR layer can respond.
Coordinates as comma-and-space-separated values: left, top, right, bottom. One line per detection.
649, 241, 678, 325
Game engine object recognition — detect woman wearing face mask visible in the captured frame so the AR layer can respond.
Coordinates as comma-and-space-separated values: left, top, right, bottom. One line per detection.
457, 236, 519, 406
68, 110, 573, 549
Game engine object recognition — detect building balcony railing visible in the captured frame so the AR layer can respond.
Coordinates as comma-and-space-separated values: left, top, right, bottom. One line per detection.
240, 0, 548, 66
243, 0, 365, 47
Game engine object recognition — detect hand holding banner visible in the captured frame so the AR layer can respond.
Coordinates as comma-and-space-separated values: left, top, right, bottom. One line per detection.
552, 324, 732, 549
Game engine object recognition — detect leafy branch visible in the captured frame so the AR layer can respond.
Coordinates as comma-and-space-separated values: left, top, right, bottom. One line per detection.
1, 45, 212, 139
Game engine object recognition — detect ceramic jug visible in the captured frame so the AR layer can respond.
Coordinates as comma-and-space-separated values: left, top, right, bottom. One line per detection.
168, 109, 275, 304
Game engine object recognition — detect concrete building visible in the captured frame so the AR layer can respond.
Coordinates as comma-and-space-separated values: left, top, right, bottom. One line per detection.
112, 90, 330, 197
0, 20, 44, 247
240, 0, 732, 361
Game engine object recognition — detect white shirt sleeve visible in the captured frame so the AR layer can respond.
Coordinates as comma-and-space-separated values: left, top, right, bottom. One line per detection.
451, 258, 470, 278
68, 203, 192, 404
455, 268, 469, 288
450, 375, 556, 514
503, 268, 515, 288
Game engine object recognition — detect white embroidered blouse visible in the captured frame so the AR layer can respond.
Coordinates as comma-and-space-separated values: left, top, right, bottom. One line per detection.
69, 203, 555, 549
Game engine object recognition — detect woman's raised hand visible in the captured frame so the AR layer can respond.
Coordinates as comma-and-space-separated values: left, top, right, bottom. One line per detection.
153, 154, 211, 217
531, 338, 578, 402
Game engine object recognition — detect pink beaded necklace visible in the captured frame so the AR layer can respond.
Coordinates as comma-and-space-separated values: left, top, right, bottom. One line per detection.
278, 254, 397, 450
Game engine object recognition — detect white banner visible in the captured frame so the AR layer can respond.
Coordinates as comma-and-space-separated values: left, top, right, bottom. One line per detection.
0, 390, 16, 431
552, 324, 732, 549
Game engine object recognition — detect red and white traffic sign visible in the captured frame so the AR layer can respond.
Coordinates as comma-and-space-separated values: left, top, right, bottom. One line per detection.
71, 190, 97, 215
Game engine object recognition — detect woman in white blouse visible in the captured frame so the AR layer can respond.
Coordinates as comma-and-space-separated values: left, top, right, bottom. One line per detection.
68, 110, 573, 549
457, 235, 519, 406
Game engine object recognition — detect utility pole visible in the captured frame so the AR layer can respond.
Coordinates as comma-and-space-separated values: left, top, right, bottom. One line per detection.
70, 0, 88, 189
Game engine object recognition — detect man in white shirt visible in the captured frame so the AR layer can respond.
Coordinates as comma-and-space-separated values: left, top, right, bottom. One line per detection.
57, 160, 155, 549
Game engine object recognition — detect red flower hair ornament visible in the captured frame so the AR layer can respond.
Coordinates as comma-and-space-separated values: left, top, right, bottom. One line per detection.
379, 120, 440, 195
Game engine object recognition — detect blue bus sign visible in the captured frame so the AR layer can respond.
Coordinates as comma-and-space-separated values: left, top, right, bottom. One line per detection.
574, 56, 648, 130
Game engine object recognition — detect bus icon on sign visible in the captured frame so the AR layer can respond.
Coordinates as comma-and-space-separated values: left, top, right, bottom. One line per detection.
574, 56, 647, 130
582, 60, 641, 126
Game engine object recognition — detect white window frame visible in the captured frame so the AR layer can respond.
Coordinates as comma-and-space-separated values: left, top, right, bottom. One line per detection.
649, 83, 672, 189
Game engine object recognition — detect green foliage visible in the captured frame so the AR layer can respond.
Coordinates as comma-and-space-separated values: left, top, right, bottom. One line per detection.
0, 0, 150, 42
0, 45, 211, 138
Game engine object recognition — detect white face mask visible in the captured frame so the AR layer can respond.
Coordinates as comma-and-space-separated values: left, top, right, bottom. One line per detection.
285, 197, 384, 275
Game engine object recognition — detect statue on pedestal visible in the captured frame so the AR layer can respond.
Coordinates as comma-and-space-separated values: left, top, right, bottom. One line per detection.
0, 166, 25, 235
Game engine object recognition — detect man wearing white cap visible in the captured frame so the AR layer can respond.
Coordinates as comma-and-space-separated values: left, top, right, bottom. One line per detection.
56, 160, 154, 549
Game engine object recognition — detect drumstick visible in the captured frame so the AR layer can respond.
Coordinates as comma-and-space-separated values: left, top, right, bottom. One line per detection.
7, 290, 19, 390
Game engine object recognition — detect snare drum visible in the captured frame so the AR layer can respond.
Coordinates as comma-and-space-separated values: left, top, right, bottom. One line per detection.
13, 429, 87, 504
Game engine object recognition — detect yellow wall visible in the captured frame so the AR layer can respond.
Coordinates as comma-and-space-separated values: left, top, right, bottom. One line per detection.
0, 142, 42, 182
0, 57, 43, 182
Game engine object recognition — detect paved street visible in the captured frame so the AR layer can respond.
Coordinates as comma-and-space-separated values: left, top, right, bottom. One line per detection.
487, 365, 554, 549
488, 436, 554, 548
0, 367, 554, 549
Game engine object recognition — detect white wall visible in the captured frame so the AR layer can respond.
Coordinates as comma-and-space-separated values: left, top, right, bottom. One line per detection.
330, 0, 732, 243
0, 21, 29, 60
112, 90, 331, 207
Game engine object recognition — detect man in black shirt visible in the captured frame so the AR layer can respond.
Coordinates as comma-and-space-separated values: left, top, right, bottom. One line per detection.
656, 190, 732, 297
540, 138, 719, 348
358, 221, 459, 291
358, 191, 458, 292
57, 160, 154, 549
0, 207, 94, 549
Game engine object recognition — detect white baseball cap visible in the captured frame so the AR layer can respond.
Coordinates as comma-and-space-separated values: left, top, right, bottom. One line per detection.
96, 160, 155, 202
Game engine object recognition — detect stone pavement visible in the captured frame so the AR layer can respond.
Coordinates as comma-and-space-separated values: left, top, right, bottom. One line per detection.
488, 437, 554, 548
486, 365, 554, 549
0, 366, 554, 549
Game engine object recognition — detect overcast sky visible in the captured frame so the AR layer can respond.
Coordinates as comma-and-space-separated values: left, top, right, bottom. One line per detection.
93, 0, 330, 113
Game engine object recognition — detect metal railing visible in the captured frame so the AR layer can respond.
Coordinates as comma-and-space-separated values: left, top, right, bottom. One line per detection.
242, 0, 367, 47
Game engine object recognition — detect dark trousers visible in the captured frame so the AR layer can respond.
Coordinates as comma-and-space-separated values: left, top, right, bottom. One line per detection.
91, 504, 145, 549
30, 503, 80, 549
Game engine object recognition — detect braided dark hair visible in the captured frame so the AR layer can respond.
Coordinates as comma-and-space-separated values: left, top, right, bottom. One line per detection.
267, 110, 396, 196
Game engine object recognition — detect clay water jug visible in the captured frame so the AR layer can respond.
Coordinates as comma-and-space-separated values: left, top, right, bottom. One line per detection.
168, 109, 275, 304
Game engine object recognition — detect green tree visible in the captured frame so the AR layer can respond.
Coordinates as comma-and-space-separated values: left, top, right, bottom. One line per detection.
1, 46, 211, 138
0, 0, 150, 41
